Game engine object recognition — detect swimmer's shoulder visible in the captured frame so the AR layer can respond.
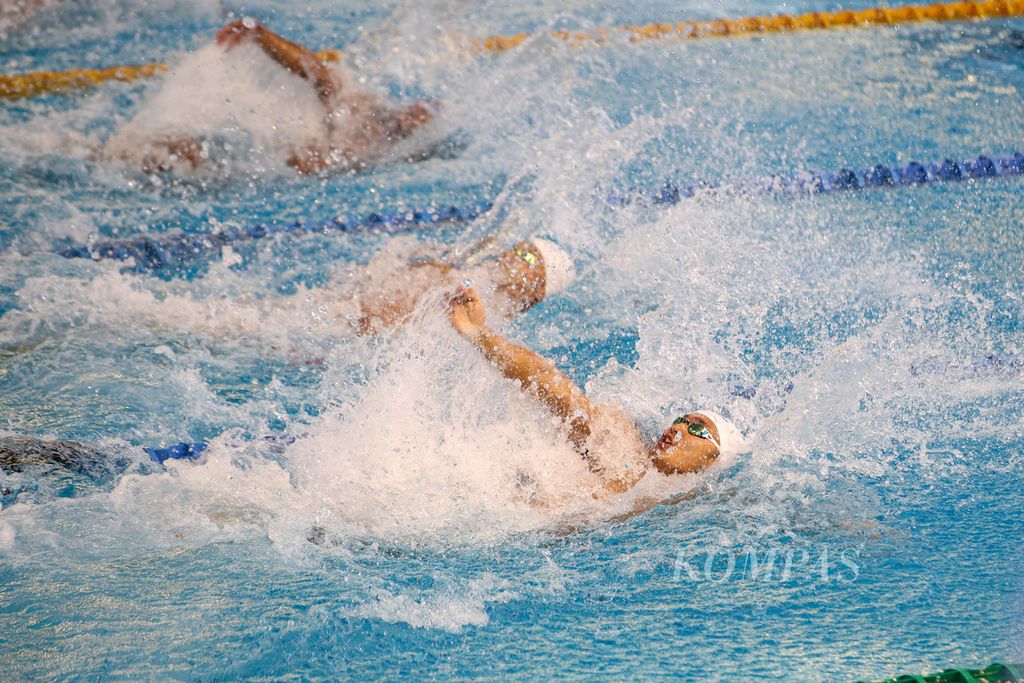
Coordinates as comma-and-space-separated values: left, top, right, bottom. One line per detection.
589, 403, 638, 432
408, 260, 455, 277
585, 405, 648, 495
585, 403, 647, 461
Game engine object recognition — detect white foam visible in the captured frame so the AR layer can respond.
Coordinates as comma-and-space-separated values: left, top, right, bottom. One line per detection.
0, 267, 343, 350
345, 576, 516, 632
0, 520, 15, 551
103, 42, 329, 172
289, 309, 595, 541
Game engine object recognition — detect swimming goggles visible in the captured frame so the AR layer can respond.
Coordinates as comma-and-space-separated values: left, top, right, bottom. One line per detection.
515, 248, 539, 267
673, 416, 721, 449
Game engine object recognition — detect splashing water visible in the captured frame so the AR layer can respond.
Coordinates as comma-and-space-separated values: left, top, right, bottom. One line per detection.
0, 1, 1022, 679
102, 42, 328, 174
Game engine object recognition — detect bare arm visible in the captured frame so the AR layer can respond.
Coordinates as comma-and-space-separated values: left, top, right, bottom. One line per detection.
449, 289, 650, 496
448, 288, 595, 451
217, 19, 340, 104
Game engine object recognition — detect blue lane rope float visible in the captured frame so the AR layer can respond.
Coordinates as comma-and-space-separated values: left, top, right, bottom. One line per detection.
605, 151, 1024, 206
144, 433, 296, 464
54, 151, 1024, 271
55, 200, 496, 271
143, 353, 1021, 461
143, 441, 208, 464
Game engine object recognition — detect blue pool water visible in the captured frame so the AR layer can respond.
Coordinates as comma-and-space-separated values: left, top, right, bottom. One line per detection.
1, 1, 1022, 679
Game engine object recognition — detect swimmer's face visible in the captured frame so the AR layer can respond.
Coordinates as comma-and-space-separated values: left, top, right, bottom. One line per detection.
492, 241, 545, 310
650, 413, 720, 475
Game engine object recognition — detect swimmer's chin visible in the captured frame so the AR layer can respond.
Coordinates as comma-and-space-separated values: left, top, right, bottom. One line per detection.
649, 450, 679, 476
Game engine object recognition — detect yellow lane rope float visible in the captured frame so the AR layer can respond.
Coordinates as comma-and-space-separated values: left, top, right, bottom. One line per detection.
477, 0, 1024, 51
0, 49, 340, 100
0, 63, 167, 100
2, 0, 1023, 99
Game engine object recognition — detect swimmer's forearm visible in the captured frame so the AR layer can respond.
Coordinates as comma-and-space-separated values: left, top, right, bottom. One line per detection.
469, 326, 592, 429
253, 26, 339, 101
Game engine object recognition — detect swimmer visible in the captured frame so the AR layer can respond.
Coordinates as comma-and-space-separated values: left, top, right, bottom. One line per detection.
63, 236, 575, 345
104, 18, 437, 174
446, 288, 746, 495
347, 237, 576, 335
0, 435, 216, 504
0, 435, 108, 475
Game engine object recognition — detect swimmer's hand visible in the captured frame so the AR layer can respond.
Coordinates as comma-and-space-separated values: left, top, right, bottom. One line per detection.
447, 286, 486, 338
217, 18, 261, 50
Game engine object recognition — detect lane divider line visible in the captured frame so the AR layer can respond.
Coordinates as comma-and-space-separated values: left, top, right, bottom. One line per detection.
4, 0, 1023, 99
52, 151, 1024, 271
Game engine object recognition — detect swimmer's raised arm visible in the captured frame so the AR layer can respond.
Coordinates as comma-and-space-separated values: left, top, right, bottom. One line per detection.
447, 287, 736, 497
448, 288, 594, 451
216, 19, 341, 104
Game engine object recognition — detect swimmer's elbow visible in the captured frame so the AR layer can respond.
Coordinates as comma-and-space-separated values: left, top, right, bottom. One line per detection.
591, 480, 628, 500
567, 414, 591, 450
315, 81, 339, 104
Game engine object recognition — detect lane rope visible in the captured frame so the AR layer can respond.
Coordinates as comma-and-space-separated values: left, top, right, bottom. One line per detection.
53, 151, 1024, 271
4, 0, 1024, 99
55, 201, 495, 270
0, 63, 167, 100
475, 0, 1024, 52
607, 152, 1024, 206
0, 49, 340, 100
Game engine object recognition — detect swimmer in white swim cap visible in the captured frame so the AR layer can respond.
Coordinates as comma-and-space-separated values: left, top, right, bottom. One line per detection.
353, 237, 576, 335
447, 289, 746, 495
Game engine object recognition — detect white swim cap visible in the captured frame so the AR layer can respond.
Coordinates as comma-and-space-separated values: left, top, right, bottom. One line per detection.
529, 237, 576, 298
692, 410, 747, 458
